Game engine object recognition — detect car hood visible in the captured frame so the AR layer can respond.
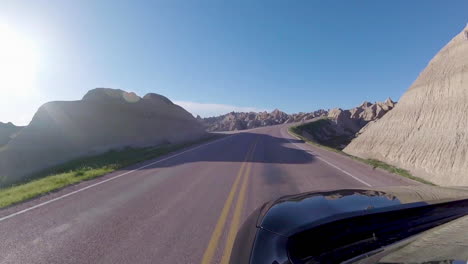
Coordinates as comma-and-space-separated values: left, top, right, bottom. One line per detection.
373, 214, 468, 263
257, 185, 468, 236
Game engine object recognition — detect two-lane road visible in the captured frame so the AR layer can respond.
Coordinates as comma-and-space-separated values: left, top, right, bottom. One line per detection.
0, 123, 417, 264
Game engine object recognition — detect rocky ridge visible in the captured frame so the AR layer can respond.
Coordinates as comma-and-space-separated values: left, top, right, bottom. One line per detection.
201, 98, 395, 133
201, 109, 328, 131
297, 98, 396, 149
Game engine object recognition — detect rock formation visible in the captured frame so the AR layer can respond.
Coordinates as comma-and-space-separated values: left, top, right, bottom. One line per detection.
344, 25, 468, 186
202, 109, 328, 131
0, 88, 205, 186
297, 99, 396, 149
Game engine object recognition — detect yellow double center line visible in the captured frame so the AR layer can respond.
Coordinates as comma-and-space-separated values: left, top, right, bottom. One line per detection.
201, 138, 258, 264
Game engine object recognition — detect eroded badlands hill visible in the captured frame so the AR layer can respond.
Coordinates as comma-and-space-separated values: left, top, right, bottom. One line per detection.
0, 88, 205, 186
345, 25, 468, 186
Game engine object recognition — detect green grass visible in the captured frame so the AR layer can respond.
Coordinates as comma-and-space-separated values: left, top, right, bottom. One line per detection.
0, 135, 222, 208
352, 158, 435, 185
288, 125, 435, 186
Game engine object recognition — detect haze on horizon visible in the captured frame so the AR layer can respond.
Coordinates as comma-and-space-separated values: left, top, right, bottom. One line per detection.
1, 0, 467, 125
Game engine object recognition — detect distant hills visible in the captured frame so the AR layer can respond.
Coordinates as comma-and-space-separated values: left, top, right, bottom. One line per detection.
0, 88, 205, 186
345, 25, 468, 186
302, 98, 396, 149
199, 98, 396, 135
200, 109, 328, 131
288, 99, 396, 149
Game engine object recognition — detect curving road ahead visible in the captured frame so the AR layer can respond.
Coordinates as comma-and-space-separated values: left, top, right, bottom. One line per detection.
0, 123, 418, 264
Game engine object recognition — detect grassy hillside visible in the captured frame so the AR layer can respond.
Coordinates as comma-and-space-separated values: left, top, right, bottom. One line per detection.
290, 119, 354, 150
0, 135, 222, 208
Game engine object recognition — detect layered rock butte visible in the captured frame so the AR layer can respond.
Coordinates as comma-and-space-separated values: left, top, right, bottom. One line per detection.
0, 88, 205, 186
345, 25, 468, 186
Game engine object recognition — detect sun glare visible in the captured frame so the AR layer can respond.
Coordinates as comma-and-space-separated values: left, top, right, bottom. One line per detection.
0, 24, 39, 96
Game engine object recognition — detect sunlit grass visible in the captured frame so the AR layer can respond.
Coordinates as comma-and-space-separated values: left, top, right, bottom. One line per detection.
0, 135, 222, 208
355, 158, 435, 186
0, 167, 113, 208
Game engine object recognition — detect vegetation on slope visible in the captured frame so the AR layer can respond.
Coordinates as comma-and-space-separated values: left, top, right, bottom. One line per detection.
0, 135, 222, 208
289, 124, 435, 186
291, 119, 355, 150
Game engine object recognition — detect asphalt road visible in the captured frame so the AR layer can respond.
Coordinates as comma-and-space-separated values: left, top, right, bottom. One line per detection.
0, 123, 418, 264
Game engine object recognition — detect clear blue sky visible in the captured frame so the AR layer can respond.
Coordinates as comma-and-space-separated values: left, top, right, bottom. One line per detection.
1, 0, 467, 124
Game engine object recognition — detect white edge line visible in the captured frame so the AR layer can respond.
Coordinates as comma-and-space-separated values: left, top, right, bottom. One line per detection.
314, 157, 372, 187
0, 135, 235, 222
282, 127, 372, 187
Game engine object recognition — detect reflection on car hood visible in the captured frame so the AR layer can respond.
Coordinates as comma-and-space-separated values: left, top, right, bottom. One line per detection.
258, 185, 468, 236
370, 214, 468, 263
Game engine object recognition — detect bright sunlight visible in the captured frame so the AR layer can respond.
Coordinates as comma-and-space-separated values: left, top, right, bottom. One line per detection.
0, 24, 38, 96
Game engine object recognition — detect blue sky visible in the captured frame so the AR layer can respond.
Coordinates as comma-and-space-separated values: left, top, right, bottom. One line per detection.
1, 0, 467, 124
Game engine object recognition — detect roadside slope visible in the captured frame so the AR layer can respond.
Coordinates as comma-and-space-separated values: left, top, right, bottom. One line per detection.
0, 88, 206, 186
344, 25, 468, 186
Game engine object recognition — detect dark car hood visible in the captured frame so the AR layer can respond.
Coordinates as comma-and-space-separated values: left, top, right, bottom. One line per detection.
257, 185, 468, 236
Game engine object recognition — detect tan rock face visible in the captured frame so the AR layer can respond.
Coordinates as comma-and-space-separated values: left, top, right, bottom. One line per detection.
347, 98, 396, 122
344, 25, 468, 186
328, 99, 396, 132
0, 88, 206, 186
